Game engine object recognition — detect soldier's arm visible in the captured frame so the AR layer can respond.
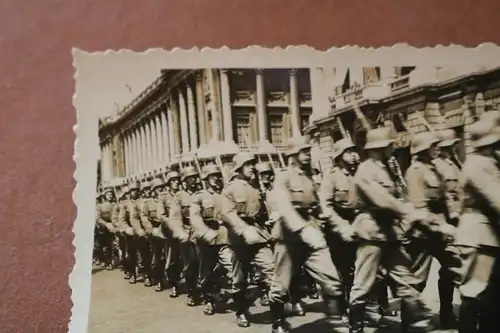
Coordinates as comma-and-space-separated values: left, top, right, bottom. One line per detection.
118, 204, 128, 229
434, 160, 462, 218
354, 165, 410, 217
319, 171, 351, 230
158, 197, 169, 227
140, 200, 154, 232
95, 205, 107, 227
128, 201, 144, 233
189, 194, 211, 237
165, 196, 186, 237
111, 204, 120, 228
268, 170, 309, 233
467, 160, 500, 214
220, 184, 251, 235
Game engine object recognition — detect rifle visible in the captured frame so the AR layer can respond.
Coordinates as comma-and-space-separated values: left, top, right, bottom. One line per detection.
193, 154, 206, 190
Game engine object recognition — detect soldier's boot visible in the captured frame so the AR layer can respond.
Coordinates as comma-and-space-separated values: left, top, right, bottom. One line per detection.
309, 283, 319, 299
400, 297, 433, 333
260, 290, 270, 306
378, 287, 398, 317
438, 280, 458, 329
290, 302, 306, 316
365, 302, 388, 329
186, 291, 198, 307
169, 284, 179, 298
233, 291, 251, 328
324, 295, 349, 328
349, 303, 366, 333
458, 297, 479, 333
270, 302, 290, 333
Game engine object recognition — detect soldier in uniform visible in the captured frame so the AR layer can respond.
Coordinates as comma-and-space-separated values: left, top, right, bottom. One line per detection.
348, 127, 433, 333
221, 152, 274, 328
119, 182, 141, 283
134, 181, 153, 286
112, 186, 129, 272
268, 136, 347, 333
404, 131, 461, 329
170, 166, 202, 306
319, 138, 359, 322
190, 163, 234, 316
455, 111, 500, 333
158, 170, 183, 298
141, 178, 166, 291
95, 187, 117, 270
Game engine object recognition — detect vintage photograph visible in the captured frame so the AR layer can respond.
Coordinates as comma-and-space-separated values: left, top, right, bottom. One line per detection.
73, 48, 500, 333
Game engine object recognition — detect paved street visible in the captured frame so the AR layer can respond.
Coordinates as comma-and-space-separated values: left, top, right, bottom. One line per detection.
88, 260, 460, 333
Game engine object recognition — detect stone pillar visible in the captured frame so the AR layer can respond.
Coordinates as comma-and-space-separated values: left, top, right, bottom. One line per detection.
178, 90, 189, 155
208, 69, 220, 143
187, 85, 198, 150
195, 72, 207, 145
100, 144, 106, 183
220, 69, 234, 142
150, 119, 158, 168
289, 69, 301, 137
256, 68, 268, 143
155, 114, 164, 166
131, 129, 139, 175
127, 132, 134, 176
145, 121, 152, 171
140, 124, 147, 173
167, 104, 177, 158
160, 110, 170, 164
123, 135, 130, 176
107, 142, 114, 180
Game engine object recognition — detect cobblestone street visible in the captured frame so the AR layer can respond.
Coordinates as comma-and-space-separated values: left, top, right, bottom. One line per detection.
88, 260, 460, 333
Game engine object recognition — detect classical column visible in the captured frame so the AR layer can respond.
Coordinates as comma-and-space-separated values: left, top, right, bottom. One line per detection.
150, 118, 158, 168
140, 124, 147, 173
208, 69, 220, 143
123, 135, 129, 176
100, 144, 107, 183
220, 69, 234, 142
187, 85, 198, 151
160, 110, 170, 164
167, 104, 176, 158
289, 69, 301, 137
178, 90, 189, 154
143, 121, 150, 171
195, 72, 207, 145
134, 128, 141, 174
155, 114, 164, 166
130, 130, 137, 175
256, 68, 268, 142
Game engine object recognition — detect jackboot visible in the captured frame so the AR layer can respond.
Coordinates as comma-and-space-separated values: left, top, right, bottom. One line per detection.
270, 302, 289, 333
438, 279, 458, 329
349, 303, 366, 333
233, 291, 250, 328
458, 297, 479, 333
400, 297, 433, 333
324, 295, 348, 328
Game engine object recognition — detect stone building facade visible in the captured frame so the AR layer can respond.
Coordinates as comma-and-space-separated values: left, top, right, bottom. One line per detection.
98, 65, 500, 185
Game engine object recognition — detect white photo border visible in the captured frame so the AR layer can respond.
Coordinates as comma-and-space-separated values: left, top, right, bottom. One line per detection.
71, 43, 500, 333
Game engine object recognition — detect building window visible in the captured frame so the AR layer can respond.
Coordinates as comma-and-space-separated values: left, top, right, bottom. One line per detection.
269, 114, 285, 146
301, 113, 311, 134
235, 115, 251, 148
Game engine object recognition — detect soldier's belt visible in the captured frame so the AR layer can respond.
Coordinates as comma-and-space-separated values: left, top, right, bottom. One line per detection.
333, 205, 357, 222
204, 219, 223, 229
293, 205, 321, 219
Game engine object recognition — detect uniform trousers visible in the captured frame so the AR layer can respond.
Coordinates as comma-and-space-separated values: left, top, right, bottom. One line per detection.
150, 236, 166, 283
166, 239, 199, 294
198, 243, 234, 302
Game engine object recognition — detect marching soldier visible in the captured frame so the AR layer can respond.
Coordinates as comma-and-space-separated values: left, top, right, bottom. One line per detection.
134, 181, 153, 286
455, 111, 500, 333
170, 166, 202, 307
190, 163, 234, 316
119, 182, 141, 283
221, 152, 274, 328
319, 138, 359, 322
141, 178, 166, 291
404, 131, 461, 329
95, 187, 117, 270
158, 170, 183, 298
348, 127, 433, 333
112, 186, 129, 273
268, 136, 347, 333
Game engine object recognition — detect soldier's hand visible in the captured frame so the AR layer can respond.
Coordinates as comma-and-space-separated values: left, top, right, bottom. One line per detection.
337, 224, 357, 242
203, 230, 218, 244
448, 212, 460, 226
145, 226, 154, 235
105, 223, 115, 233
177, 230, 190, 243
242, 226, 262, 244
152, 227, 165, 239
137, 229, 146, 238
440, 223, 456, 243
300, 225, 327, 250
125, 227, 134, 236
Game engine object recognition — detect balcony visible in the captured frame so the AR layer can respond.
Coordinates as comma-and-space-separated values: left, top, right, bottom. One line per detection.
389, 75, 411, 93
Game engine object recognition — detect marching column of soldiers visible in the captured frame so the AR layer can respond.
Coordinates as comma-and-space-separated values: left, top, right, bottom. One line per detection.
94, 109, 500, 333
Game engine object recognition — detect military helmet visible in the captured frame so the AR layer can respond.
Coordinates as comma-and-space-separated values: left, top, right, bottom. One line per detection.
165, 170, 181, 184
201, 164, 221, 179
233, 152, 257, 172
102, 187, 113, 195
140, 181, 151, 191
150, 178, 164, 190
437, 129, 460, 148
256, 161, 274, 174
285, 136, 312, 156
410, 131, 440, 155
331, 138, 356, 160
181, 166, 198, 180
127, 182, 139, 192
364, 127, 393, 150
470, 111, 500, 148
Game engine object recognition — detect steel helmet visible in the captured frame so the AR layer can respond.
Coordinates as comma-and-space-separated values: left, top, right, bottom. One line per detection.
470, 111, 500, 148
181, 166, 198, 181
150, 178, 164, 190
232, 153, 256, 172
285, 136, 312, 156
364, 127, 393, 150
201, 164, 221, 179
165, 170, 181, 184
437, 129, 459, 148
256, 161, 274, 174
140, 181, 151, 192
410, 131, 440, 155
331, 138, 356, 160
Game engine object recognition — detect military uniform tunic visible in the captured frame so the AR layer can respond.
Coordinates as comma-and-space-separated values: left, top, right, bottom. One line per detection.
141, 197, 165, 283
433, 157, 463, 220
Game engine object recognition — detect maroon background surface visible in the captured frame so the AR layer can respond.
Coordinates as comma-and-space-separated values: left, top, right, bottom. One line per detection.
0, 0, 499, 331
